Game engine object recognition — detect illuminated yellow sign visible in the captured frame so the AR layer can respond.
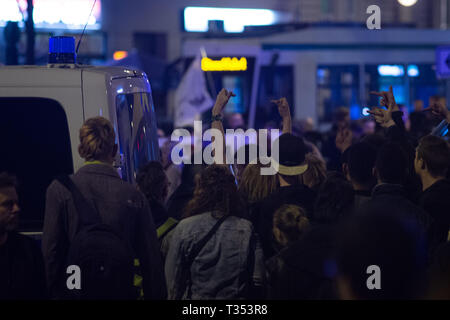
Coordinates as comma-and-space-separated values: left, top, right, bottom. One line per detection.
201, 57, 247, 72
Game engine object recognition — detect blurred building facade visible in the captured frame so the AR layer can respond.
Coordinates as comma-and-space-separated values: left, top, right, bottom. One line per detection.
102, 0, 449, 61
2, 0, 450, 127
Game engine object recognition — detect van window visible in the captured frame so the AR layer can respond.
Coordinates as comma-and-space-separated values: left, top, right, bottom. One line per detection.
116, 92, 160, 183
0, 98, 73, 231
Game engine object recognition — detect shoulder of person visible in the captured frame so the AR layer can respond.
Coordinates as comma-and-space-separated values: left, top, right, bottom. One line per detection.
46, 177, 72, 201
8, 232, 40, 253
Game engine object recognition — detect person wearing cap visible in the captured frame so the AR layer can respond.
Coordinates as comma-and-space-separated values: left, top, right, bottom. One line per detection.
253, 133, 316, 259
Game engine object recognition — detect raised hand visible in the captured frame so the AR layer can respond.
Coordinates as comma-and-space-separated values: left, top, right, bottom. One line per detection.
424, 101, 450, 122
367, 107, 394, 127
271, 97, 291, 119
368, 85, 397, 127
212, 88, 235, 116
370, 86, 399, 112
272, 97, 292, 133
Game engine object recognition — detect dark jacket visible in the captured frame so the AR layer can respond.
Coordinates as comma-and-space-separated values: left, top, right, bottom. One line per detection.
360, 183, 432, 235
419, 179, 450, 246
254, 184, 316, 259
387, 111, 423, 202
42, 163, 167, 299
353, 189, 372, 212
166, 182, 194, 220
0, 232, 48, 300
149, 199, 169, 229
266, 225, 337, 300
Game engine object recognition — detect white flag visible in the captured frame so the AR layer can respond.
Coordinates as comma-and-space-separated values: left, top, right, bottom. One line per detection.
174, 55, 214, 128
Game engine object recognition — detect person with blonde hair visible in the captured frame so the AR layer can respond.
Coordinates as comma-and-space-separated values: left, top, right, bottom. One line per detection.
301, 153, 327, 192
239, 162, 279, 204
43, 116, 166, 299
266, 204, 311, 299
238, 162, 279, 224
272, 204, 310, 249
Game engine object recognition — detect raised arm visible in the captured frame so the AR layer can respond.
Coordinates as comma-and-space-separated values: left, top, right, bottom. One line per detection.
211, 88, 235, 164
272, 97, 292, 134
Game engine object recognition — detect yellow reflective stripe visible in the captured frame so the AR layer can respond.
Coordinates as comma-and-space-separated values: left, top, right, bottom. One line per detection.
84, 161, 110, 166
133, 258, 144, 299
157, 217, 178, 239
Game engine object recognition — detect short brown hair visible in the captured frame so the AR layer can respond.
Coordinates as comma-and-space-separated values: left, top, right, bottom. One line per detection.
78, 117, 116, 161
273, 204, 310, 245
417, 135, 450, 178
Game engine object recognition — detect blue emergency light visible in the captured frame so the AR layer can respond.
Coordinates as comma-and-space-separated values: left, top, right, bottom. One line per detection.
48, 36, 76, 64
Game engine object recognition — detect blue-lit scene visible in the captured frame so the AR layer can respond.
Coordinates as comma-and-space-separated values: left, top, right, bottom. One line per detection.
0, 0, 449, 308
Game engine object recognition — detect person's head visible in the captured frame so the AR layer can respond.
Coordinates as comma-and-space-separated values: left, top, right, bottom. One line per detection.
78, 117, 117, 164
238, 163, 279, 203
136, 161, 169, 204
226, 113, 245, 130
375, 143, 408, 185
360, 133, 387, 151
414, 135, 450, 179
414, 100, 424, 112
346, 142, 377, 191
184, 164, 244, 218
314, 172, 354, 225
275, 133, 309, 186
336, 213, 428, 300
302, 153, 327, 191
292, 118, 315, 135
273, 204, 310, 248
181, 156, 205, 188
0, 173, 20, 235
334, 107, 350, 127
361, 118, 376, 136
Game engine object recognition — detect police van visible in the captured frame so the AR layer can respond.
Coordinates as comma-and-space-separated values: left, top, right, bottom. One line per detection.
0, 37, 160, 232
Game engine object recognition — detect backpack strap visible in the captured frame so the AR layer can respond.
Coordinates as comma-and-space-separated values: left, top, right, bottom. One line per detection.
181, 213, 230, 299
56, 175, 102, 227
157, 217, 178, 239
187, 214, 229, 266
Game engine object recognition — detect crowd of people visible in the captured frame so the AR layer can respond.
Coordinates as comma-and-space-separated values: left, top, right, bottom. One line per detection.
1, 86, 449, 300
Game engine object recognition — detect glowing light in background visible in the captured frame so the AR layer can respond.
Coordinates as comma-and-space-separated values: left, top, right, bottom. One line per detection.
184, 7, 284, 33
407, 65, 420, 77
201, 57, 247, 71
113, 51, 128, 61
0, 0, 101, 29
362, 107, 371, 116
397, 0, 418, 7
378, 65, 405, 77
1, 0, 23, 23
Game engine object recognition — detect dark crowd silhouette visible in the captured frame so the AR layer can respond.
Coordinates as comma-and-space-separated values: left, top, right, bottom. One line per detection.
1, 87, 450, 300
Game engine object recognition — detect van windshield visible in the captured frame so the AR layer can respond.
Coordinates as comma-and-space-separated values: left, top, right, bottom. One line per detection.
0, 98, 73, 231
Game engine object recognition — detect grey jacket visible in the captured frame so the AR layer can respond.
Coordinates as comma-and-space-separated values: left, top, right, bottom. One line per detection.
42, 164, 166, 299
165, 212, 265, 300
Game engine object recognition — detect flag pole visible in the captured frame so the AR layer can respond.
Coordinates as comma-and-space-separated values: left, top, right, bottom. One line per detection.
200, 47, 218, 98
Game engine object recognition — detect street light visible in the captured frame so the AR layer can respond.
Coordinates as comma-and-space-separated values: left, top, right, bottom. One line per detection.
397, 0, 418, 7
